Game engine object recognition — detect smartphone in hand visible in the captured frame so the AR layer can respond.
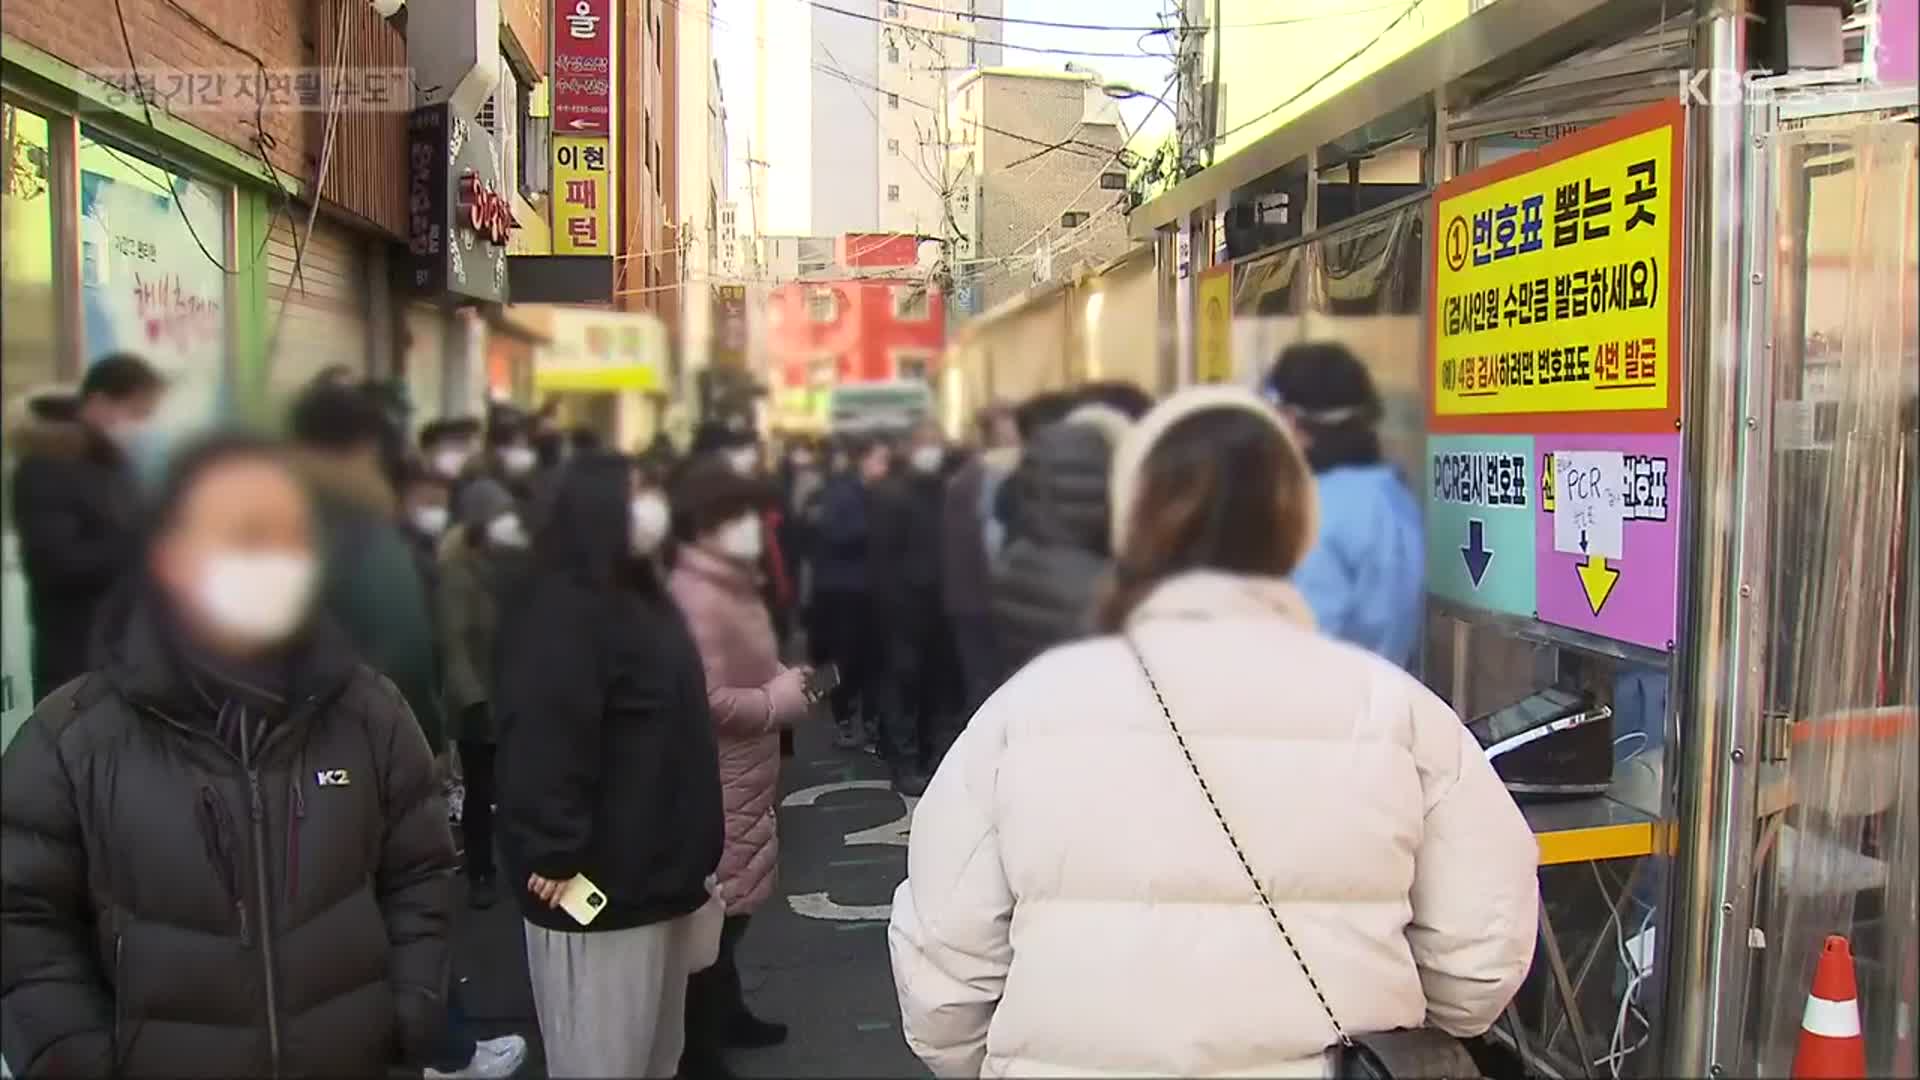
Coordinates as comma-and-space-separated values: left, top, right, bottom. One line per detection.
805, 664, 842, 701
557, 874, 609, 927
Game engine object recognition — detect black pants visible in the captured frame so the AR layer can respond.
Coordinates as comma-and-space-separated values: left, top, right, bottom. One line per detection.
878, 585, 964, 770
458, 739, 496, 882
683, 915, 753, 1068
807, 587, 877, 730
948, 611, 1003, 717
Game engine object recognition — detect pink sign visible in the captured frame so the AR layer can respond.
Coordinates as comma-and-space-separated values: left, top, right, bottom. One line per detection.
1534, 432, 1684, 651
1877, 0, 1917, 85
552, 0, 612, 135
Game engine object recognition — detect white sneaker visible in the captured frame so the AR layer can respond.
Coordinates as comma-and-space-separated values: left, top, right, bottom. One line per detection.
424, 1034, 528, 1080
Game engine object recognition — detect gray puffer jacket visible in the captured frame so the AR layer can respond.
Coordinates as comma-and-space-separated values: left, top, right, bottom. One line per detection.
990, 422, 1114, 675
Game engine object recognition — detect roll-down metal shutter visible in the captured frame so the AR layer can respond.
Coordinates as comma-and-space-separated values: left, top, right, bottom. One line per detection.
266, 211, 371, 399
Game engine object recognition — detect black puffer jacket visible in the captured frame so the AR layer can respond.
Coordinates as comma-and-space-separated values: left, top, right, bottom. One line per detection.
0, 585, 456, 1078
990, 423, 1114, 674
495, 570, 724, 934
5, 392, 142, 702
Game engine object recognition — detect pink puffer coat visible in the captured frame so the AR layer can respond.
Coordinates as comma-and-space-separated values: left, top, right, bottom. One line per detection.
670, 544, 809, 914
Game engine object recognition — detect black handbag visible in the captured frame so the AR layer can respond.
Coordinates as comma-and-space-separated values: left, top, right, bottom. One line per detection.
1126, 638, 1483, 1080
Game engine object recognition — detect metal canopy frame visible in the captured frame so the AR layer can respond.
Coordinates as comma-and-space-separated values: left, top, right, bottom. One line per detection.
1128, 0, 1676, 240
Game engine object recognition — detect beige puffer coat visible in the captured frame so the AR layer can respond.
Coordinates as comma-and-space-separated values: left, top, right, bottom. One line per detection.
889, 570, 1539, 1078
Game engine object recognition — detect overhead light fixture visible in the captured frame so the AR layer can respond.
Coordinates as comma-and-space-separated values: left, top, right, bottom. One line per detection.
371, 0, 404, 17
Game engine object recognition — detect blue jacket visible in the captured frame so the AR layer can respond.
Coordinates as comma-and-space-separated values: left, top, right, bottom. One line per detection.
1293, 464, 1424, 669
810, 472, 872, 593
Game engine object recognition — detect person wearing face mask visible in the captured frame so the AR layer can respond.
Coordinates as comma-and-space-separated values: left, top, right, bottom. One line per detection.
804, 438, 883, 751
454, 407, 540, 525
667, 457, 814, 1068
288, 382, 445, 762
400, 460, 455, 595
437, 483, 534, 912
868, 421, 965, 795
0, 434, 461, 1077
496, 452, 724, 1079
422, 418, 482, 485
7, 354, 166, 704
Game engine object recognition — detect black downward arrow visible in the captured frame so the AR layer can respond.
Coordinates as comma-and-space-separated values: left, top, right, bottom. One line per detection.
1461, 519, 1494, 588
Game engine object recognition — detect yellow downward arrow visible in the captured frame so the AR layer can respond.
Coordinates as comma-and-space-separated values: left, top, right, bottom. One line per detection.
1577, 555, 1621, 615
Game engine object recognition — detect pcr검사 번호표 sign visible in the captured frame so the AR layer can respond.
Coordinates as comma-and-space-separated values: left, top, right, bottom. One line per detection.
1430, 101, 1684, 433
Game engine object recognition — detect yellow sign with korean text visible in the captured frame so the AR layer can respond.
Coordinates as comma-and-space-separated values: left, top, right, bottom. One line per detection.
552, 135, 612, 257
1195, 264, 1233, 383
1430, 102, 1684, 434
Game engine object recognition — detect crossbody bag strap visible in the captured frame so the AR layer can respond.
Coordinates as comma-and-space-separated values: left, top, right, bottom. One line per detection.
1125, 634, 1353, 1050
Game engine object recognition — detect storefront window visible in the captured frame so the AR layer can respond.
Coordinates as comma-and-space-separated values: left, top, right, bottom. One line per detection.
77, 125, 230, 425
3, 101, 58, 421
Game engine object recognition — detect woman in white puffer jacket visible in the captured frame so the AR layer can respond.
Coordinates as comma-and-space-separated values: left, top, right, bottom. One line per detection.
888, 386, 1539, 1078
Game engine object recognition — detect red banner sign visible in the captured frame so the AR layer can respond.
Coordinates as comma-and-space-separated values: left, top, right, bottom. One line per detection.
552, 0, 612, 135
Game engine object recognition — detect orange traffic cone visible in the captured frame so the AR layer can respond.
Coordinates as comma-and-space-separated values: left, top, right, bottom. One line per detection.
1793, 935, 1868, 1079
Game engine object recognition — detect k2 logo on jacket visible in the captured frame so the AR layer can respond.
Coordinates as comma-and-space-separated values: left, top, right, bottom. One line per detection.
314, 769, 352, 787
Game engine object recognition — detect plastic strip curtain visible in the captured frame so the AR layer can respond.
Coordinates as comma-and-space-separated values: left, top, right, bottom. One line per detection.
1748, 117, 1919, 1076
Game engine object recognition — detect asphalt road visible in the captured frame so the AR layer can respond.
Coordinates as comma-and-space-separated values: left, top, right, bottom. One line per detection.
453, 715, 925, 1078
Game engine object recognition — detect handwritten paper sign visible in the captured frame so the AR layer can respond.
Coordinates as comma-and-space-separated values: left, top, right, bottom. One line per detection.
1553, 450, 1625, 559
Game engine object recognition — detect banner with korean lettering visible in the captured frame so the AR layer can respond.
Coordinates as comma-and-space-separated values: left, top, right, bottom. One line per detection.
1429, 101, 1684, 434
553, 0, 613, 135
552, 135, 611, 256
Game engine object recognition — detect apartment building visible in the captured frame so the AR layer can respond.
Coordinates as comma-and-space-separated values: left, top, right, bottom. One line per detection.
754, 0, 1002, 238
947, 68, 1132, 312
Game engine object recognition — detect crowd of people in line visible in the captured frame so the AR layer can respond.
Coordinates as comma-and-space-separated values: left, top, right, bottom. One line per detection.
0, 338, 1542, 1079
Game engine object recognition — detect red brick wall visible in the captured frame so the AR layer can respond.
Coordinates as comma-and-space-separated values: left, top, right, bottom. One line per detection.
5, 0, 311, 180
3, 0, 410, 232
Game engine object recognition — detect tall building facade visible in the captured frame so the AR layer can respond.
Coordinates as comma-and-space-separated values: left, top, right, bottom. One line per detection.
755, 0, 1001, 239
948, 69, 1131, 312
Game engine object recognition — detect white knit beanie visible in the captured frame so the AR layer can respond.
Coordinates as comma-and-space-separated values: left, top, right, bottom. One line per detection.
1107, 385, 1320, 560
1063, 402, 1134, 448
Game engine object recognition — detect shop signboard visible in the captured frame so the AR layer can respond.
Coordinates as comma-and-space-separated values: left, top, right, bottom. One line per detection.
534, 307, 665, 392
407, 104, 512, 303
1194, 264, 1233, 383
552, 0, 613, 135
713, 284, 748, 368
1430, 101, 1683, 433
1425, 102, 1687, 652
552, 135, 611, 256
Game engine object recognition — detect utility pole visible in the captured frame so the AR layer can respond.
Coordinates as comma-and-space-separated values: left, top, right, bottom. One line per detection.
1176, 0, 1210, 177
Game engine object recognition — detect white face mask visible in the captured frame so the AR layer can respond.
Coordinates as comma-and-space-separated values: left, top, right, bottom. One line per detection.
714, 514, 763, 562
726, 447, 759, 476
909, 445, 944, 473
630, 492, 671, 555
486, 512, 531, 549
791, 449, 815, 469
431, 448, 468, 478
499, 445, 538, 475
410, 505, 450, 537
196, 551, 318, 645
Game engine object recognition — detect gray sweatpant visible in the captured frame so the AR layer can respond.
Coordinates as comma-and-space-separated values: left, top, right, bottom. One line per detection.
524, 913, 696, 1078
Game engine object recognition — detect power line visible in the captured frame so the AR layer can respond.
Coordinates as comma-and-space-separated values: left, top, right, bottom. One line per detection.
815, 0, 1416, 34
812, 1, 1159, 59
809, 61, 1114, 162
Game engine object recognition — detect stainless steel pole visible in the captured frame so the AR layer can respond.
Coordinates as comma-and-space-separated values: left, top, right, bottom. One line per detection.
1661, 0, 1758, 1073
